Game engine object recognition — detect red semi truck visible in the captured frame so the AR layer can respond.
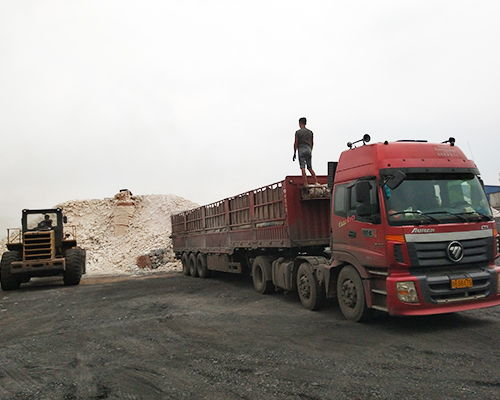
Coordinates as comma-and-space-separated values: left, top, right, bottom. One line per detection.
171, 136, 500, 321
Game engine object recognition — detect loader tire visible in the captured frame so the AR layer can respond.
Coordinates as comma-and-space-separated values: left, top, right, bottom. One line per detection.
63, 248, 84, 286
0, 251, 21, 291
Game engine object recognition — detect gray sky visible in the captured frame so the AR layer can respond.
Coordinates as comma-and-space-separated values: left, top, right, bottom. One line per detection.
1, 0, 499, 233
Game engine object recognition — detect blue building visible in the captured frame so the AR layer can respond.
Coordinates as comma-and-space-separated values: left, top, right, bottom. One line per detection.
484, 185, 500, 199
485, 186, 500, 212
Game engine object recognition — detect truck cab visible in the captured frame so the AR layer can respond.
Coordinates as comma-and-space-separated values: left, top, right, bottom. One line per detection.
331, 138, 500, 319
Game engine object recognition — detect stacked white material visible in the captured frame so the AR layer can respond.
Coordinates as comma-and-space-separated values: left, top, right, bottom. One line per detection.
55, 193, 197, 275
492, 207, 500, 218
490, 192, 500, 209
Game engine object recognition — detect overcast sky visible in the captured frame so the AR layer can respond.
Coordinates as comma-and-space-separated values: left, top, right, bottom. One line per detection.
0, 0, 499, 233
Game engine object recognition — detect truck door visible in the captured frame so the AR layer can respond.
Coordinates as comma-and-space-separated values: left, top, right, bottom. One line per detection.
332, 179, 386, 268
349, 180, 386, 267
331, 183, 350, 252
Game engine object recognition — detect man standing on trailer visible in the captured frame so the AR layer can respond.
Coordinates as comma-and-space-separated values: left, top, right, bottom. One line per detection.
293, 117, 318, 185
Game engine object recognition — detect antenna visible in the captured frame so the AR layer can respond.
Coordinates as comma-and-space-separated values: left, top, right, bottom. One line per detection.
347, 134, 371, 149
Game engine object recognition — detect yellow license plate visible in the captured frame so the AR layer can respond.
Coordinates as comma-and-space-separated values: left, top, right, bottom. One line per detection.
451, 278, 473, 289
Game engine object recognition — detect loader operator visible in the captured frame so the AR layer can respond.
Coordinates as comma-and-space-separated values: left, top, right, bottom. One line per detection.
37, 214, 53, 230
293, 117, 318, 186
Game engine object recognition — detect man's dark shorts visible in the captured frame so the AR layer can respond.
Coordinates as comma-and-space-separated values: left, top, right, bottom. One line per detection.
298, 145, 312, 169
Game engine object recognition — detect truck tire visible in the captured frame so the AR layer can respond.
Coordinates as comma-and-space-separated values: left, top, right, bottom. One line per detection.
337, 265, 373, 322
296, 263, 325, 310
0, 251, 21, 291
252, 256, 273, 294
63, 248, 84, 286
181, 252, 190, 276
189, 253, 199, 277
196, 253, 210, 278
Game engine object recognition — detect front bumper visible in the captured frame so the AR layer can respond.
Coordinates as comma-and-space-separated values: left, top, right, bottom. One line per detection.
11, 258, 66, 274
386, 265, 500, 316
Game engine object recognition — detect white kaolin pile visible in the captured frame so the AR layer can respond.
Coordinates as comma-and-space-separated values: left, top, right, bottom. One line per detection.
54, 190, 197, 275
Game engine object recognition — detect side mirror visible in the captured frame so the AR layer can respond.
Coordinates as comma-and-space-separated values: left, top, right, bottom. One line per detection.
63, 216, 68, 224
355, 181, 371, 203
386, 170, 406, 190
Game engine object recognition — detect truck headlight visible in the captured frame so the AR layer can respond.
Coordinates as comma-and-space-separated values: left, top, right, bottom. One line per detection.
396, 281, 419, 303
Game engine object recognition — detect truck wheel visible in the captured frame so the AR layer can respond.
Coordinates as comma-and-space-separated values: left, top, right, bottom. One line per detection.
196, 253, 210, 278
189, 253, 199, 277
252, 256, 273, 294
0, 251, 21, 291
181, 252, 190, 276
296, 263, 325, 310
337, 265, 373, 322
63, 248, 84, 286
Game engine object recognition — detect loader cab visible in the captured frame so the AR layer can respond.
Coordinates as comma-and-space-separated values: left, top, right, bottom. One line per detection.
21, 209, 66, 256
22, 208, 64, 231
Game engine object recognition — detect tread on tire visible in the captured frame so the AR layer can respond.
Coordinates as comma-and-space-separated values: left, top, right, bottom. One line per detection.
296, 262, 325, 311
337, 265, 373, 322
0, 251, 21, 291
63, 248, 84, 286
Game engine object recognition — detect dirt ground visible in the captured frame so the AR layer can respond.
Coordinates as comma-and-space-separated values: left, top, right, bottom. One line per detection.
0, 272, 499, 400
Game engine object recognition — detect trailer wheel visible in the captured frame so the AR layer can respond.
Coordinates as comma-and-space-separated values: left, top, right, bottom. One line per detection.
181, 253, 190, 276
0, 251, 21, 291
189, 253, 199, 277
63, 248, 84, 286
196, 253, 210, 278
296, 263, 324, 310
252, 256, 273, 294
337, 265, 373, 322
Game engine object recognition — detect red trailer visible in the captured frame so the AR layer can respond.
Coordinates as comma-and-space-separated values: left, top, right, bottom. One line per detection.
171, 176, 330, 278
172, 136, 500, 321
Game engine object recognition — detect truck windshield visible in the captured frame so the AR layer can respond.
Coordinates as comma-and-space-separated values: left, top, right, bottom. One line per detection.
383, 173, 492, 226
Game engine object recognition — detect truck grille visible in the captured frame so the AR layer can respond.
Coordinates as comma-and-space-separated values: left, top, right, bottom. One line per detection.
408, 238, 492, 267
425, 268, 492, 303
23, 231, 54, 260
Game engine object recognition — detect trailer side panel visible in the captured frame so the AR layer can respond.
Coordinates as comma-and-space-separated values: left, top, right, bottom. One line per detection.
171, 176, 330, 254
